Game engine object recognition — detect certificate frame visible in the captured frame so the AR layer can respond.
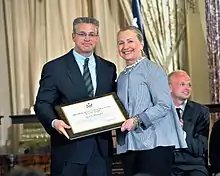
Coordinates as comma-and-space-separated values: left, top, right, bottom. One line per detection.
55, 92, 128, 140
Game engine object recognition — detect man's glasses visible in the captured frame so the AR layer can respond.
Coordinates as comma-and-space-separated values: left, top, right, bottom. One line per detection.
75, 32, 98, 38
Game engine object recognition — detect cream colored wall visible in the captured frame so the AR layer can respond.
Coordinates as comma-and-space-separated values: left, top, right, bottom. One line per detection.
186, 1, 210, 104
0, 0, 12, 146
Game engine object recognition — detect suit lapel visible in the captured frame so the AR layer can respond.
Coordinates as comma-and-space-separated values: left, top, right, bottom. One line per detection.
182, 100, 196, 132
94, 54, 105, 96
182, 100, 194, 122
64, 50, 87, 92
64, 52, 107, 97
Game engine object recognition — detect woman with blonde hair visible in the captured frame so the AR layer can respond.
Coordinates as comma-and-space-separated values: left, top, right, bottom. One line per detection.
116, 26, 187, 176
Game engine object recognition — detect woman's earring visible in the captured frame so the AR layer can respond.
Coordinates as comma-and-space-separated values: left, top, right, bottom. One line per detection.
141, 49, 146, 57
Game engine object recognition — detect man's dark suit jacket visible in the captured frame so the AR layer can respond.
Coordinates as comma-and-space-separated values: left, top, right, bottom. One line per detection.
34, 49, 117, 175
209, 119, 220, 174
172, 100, 210, 175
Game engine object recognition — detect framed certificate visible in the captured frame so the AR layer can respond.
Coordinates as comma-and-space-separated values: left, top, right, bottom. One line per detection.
55, 92, 128, 140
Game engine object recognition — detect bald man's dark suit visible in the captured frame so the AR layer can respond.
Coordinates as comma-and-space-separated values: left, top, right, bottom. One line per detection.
34, 50, 117, 176
172, 100, 210, 176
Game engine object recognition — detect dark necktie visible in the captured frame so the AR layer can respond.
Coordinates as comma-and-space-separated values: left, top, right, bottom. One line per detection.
83, 58, 94, 97
176, 108, 182, 120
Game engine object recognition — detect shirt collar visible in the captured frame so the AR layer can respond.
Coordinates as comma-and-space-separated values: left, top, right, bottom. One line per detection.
175, 99, 187, 112
73, 49, 95, 66
124, 57, 145, 72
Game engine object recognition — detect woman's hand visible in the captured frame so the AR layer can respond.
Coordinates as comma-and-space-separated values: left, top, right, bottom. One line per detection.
121, 117, 138, 132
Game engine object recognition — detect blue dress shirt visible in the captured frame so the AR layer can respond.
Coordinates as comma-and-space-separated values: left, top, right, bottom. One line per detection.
73, 50, 97, 95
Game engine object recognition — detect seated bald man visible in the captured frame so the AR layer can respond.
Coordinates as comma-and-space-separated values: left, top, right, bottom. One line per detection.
168, 70, 209, 176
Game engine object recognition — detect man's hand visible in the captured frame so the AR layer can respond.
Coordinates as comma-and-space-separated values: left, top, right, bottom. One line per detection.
53, 119, 71, 139
121, 117, 137, 132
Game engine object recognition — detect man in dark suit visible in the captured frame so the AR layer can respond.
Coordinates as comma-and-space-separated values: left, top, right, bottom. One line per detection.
168, 70, 210, 176
34, 17, 117, 176
209, 119, 220, 175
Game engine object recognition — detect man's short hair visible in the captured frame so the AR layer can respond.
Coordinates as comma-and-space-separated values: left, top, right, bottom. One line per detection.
168, 70, 189, 84
72, 17, 99, 34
